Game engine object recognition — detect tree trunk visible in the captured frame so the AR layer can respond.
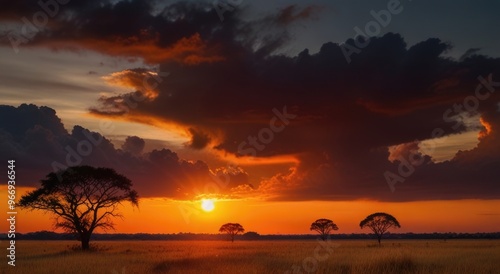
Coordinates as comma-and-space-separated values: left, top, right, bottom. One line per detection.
377, 237, 381, 247
81, 233, 91, 250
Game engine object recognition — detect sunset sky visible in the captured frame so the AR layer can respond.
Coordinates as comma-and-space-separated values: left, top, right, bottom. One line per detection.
1, 0, 499, 234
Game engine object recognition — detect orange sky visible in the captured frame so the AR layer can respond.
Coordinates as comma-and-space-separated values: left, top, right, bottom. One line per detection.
3, 187, 499, 234
1, 1, 500, 238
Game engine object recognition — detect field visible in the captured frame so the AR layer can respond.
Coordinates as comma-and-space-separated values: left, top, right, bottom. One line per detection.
1, 240, 499, 274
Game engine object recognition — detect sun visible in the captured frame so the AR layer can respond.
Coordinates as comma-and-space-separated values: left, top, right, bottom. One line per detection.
201, 199, 215, 212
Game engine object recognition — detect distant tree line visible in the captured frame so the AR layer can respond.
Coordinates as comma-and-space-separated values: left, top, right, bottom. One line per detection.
2, 231, 499, 241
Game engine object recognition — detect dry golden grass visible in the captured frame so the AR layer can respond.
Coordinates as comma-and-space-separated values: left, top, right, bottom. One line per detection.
1, 239, 499, 273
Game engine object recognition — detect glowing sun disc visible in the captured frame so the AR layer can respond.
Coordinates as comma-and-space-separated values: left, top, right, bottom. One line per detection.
201, 199, 215, 212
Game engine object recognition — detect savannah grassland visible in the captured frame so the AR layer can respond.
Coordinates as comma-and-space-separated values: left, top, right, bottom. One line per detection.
1, 240, 499, 274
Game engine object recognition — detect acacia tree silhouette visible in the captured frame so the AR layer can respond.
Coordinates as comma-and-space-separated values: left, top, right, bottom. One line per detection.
360, 212, 401, 246
219, 223, 245, 242
19, 166, 138, 250
310, 218, 339, 241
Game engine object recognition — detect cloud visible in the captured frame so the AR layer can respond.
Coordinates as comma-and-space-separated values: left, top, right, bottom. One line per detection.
0, 1, 320, 64
88, 31, 500, 201
460, 48, 481, 62
89, 68, 164, 115
1, 1, 500, 202
0, 1, 226, 64
102, 68, 160, 97
185, 128, 211, 150
273, 5, 322, 25
121, 136, 145, 156
43, 33, 225, 64
0, 104, 251, 199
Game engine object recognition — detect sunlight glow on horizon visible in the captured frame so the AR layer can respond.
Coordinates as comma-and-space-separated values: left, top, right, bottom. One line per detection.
4, 188, 499, 235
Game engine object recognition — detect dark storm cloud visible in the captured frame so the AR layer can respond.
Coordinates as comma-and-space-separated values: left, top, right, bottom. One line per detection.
270, 4, 322, 26
185, 128, 211, 150
1, 1, 499, 201
0, 104, 250, 198
92, 31, 500, 201
0, 1, 318, 63
121, 136, 145, 155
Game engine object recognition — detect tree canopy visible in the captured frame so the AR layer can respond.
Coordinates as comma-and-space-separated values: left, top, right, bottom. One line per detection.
219, 223, 245, 242
19, 166, 138, 250
310, 218, 339, 241
360, 212, 400, 246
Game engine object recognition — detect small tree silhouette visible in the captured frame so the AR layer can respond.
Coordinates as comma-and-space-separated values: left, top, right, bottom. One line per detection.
219, 223, 244, 242
360, 212, 400, 246
310, 219, 339, 241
